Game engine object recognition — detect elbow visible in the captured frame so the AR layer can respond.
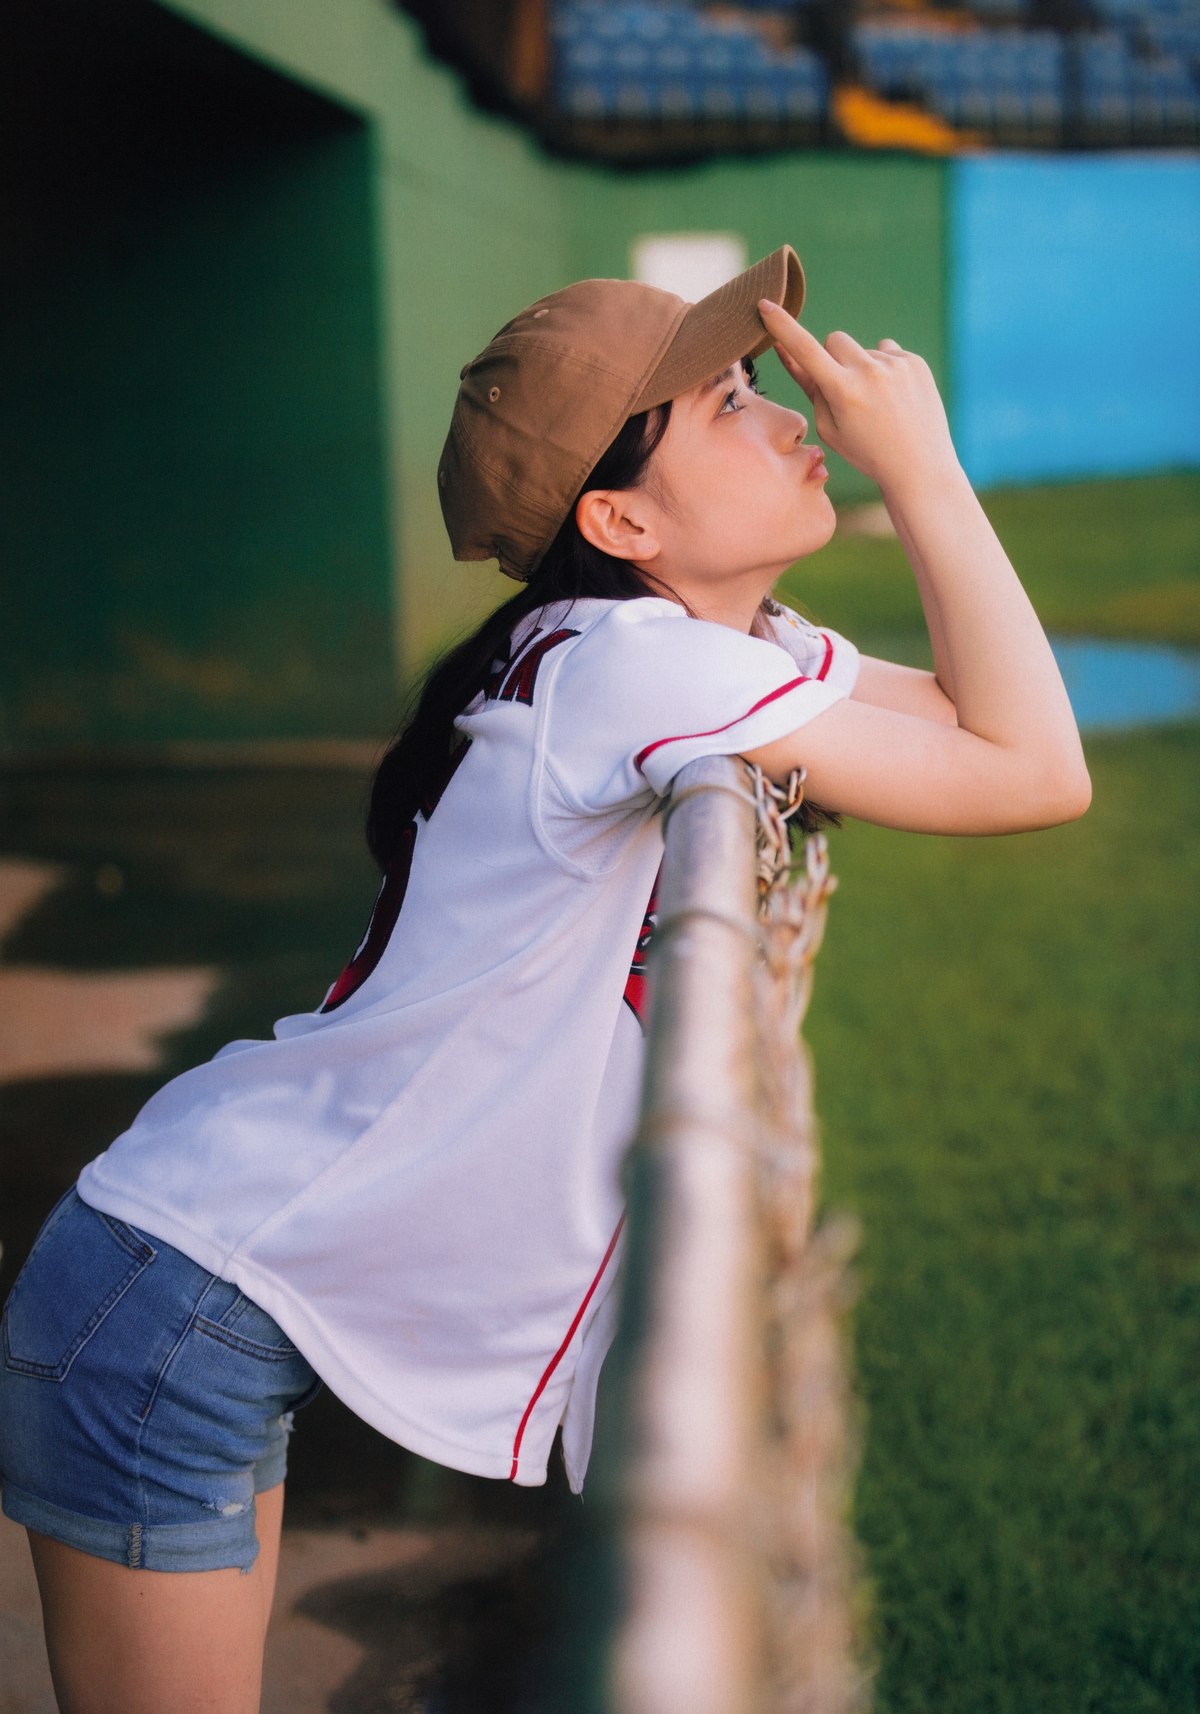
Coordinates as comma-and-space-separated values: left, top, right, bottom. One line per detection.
997, 755, 1091, 833
1045, 756, 1092, 825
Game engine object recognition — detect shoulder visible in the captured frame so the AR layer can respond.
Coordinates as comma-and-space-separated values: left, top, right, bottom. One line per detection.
568, 596, 789, 670
763, 601, 861, 693
555, 602, 808, 733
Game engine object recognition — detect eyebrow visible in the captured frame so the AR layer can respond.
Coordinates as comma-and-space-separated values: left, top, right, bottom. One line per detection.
698, 363, 741, 400
692, 363, 740, 413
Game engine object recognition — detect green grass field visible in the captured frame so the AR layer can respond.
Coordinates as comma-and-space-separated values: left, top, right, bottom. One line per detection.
779, 469, 1200, 656
788, 472, 1200, 1712
810, 726, 1199, 1713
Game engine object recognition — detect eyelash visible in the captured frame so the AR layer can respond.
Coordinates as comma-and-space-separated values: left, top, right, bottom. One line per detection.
719, 366, 765, 415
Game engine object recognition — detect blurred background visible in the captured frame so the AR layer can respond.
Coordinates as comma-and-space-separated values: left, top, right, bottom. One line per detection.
1, 1, 1197, 1710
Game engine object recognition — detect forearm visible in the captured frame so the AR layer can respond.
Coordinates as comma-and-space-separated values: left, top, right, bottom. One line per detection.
882, 491, 958, 706
878, 460, 1085, 780
755, 305, 1089, 828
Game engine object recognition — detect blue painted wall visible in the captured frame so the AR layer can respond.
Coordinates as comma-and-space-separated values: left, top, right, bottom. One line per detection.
950, 154, 1200, 488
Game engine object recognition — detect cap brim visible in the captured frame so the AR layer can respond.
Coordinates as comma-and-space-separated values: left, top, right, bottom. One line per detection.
631, 244, 805, 412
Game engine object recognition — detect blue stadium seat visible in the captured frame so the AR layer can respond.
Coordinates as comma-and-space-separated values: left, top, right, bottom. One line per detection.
551, 0, 831, 127
551, 0, 1197, 143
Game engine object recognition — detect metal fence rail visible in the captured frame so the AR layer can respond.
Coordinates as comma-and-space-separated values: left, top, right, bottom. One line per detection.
579, 754, 871, 1714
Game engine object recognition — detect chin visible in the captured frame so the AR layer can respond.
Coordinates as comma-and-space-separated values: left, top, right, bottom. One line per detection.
798, 504, 838, 556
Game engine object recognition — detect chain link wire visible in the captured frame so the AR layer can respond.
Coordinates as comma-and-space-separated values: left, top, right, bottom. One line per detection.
746, 762, 875, 1714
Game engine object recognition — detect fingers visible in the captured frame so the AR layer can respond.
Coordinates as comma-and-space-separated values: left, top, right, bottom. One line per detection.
774, 350, 832, 433
760, 299, 905, 371
774, 341, 816, 394
824, 328, 870, 362
758, 299, 847, 390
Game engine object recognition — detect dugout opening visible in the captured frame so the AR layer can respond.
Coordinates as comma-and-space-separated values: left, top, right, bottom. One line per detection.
0, 0, 395, 747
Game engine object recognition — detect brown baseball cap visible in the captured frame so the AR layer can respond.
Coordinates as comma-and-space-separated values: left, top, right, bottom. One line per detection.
438, 244, 805, 582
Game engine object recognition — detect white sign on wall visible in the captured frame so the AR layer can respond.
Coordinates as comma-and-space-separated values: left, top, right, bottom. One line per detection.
630, 233, 748, 301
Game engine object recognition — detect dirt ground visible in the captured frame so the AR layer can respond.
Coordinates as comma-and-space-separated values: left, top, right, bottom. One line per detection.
0, 765, 582, 1714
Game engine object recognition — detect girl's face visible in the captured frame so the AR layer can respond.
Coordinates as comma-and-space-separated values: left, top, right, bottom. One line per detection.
640, 358, 835, 608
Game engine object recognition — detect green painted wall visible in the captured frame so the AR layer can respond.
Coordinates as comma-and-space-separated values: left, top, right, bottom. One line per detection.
162, 0, 579, 681
1, 1, 398, 744
4, 0, 950, 743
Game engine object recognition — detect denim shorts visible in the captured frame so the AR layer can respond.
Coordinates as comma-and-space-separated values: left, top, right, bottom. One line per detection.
0, 1187, 321, 1573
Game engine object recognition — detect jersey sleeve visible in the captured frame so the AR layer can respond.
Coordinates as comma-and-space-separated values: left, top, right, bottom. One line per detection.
546, 598, 858, 809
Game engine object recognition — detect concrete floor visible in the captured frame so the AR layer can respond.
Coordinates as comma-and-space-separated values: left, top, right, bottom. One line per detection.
1, 1511, 552, 1713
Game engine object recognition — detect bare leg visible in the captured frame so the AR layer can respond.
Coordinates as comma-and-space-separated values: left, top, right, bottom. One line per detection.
254, 1481, 285, 1635
27, 1483, 286, 1714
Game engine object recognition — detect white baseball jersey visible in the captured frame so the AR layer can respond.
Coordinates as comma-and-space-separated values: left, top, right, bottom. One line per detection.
78, 596, 859, 1492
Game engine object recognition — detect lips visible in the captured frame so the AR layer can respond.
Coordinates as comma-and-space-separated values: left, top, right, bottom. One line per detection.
805, 446, 829, 479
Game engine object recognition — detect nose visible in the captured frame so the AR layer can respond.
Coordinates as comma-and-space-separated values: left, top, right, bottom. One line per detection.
767, 396, 808, 447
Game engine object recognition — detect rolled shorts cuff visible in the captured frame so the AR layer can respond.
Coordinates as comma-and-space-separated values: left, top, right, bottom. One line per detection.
1, 1481, 261, 1574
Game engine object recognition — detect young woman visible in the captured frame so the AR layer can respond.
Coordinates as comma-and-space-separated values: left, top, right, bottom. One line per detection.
0, 245, 1089, 1714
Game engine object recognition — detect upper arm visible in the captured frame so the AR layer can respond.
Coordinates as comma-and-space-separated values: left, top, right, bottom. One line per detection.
851, 653, 957, 727
741, 694, 1090, 835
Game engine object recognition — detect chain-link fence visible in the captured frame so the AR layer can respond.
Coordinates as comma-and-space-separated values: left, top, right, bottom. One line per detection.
567, 753, 873, 1714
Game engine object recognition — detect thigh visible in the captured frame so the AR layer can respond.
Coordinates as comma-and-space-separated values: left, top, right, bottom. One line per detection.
29, 1526, 271, 1714
255, 1479, 286, 1632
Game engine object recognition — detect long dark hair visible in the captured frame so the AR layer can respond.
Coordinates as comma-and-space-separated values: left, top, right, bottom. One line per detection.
367, 380, 836, 869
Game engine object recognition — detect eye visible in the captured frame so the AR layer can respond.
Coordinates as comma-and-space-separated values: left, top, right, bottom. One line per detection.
718, 361, 767, 415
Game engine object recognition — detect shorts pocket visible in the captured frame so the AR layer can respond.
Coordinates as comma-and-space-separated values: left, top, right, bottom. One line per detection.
195, 1290, 299, 1361
2, 1192, 157, 1381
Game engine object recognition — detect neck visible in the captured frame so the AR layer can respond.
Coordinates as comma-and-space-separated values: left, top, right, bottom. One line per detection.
649, 565, 781, 634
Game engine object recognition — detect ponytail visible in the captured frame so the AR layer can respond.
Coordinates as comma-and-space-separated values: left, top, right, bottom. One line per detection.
366, 402, 674, 870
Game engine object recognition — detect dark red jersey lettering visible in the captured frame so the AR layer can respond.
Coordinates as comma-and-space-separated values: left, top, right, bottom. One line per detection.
499, 628, 579, 705
322, 737, 470, 1013
622, 868, 660, 1028
485, 629, 540, 701
321, 827, 415, 1013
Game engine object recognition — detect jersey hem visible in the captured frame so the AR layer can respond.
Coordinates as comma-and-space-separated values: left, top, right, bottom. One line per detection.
73, 1173, 554, 1488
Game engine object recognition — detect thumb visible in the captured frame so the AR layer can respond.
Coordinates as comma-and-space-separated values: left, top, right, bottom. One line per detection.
774, 341, 816, 397
774, 349, 837, 444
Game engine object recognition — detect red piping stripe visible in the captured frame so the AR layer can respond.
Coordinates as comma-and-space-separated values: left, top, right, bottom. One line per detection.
508, 1212, 627, 1482
816, 632, 834, 682
634, 675, 810, 774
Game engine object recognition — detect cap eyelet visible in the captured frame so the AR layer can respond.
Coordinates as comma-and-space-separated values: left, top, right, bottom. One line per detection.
532, 308, 549, 319
488, 386, 501, 402
438, 467, 447, 488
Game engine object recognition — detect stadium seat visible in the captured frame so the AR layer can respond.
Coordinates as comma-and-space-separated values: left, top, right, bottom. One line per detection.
549, 0, 1193, 145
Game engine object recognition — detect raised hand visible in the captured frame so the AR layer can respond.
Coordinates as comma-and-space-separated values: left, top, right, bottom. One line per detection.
758, 299, 958, 496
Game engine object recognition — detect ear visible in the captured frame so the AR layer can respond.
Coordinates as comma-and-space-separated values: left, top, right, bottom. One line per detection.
574, 488, 662, 564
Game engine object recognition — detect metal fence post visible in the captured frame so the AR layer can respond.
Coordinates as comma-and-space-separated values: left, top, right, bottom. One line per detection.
568, 754, 869, 1714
